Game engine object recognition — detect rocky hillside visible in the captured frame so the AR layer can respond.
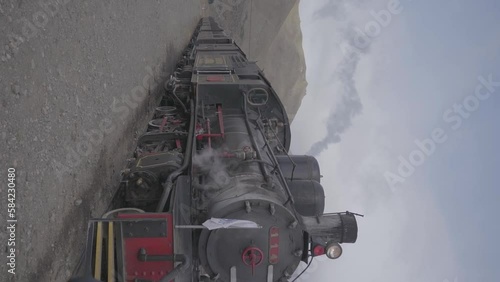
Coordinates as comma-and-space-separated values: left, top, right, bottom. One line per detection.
0, 1, 202, 281
207, 0, 307, 122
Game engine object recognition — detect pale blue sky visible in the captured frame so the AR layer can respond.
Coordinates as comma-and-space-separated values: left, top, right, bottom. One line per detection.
291, 0, 500, 281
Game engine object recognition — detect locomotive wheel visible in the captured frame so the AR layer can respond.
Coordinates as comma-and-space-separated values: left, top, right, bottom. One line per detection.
148, 118, 183, 132
155, 106, 177, 117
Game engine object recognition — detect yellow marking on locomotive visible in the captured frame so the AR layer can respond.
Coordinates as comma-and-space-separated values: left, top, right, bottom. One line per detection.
197, 54, 226, 66
94, 222, 103, 279
108, 222, 115, 282
136, 152, 178, 168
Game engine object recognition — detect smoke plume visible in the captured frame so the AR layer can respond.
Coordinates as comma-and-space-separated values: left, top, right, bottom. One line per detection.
307, 12, 372, 156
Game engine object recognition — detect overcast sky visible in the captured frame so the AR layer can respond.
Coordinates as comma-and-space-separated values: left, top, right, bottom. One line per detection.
291, 0, 500, 281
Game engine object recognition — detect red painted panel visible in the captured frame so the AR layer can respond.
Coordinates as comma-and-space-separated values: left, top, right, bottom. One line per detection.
117, 213, 174, 282
269, 226, 280, 264
206, 75, 225, 82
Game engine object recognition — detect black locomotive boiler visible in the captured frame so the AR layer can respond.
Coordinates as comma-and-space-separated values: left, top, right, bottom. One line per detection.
72, 17, 359, 282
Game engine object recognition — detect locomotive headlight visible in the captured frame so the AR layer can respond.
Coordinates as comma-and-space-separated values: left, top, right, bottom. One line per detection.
325, 242, 343, 259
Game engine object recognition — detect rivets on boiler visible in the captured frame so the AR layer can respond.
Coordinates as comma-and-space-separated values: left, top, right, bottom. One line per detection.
269, 203, 276, 215
293, 249, 303, 257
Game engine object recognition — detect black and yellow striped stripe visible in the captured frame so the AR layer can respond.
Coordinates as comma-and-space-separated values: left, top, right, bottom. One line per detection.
92, 221, 116, 282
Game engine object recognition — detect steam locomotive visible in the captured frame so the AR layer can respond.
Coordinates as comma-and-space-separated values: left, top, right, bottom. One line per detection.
71, 17, 358, 282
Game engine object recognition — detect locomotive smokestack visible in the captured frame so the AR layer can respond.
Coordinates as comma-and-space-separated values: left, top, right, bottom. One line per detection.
302, 212, 358, 244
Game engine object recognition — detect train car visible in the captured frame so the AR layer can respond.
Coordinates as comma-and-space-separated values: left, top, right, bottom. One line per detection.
70, 17, 359, 282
